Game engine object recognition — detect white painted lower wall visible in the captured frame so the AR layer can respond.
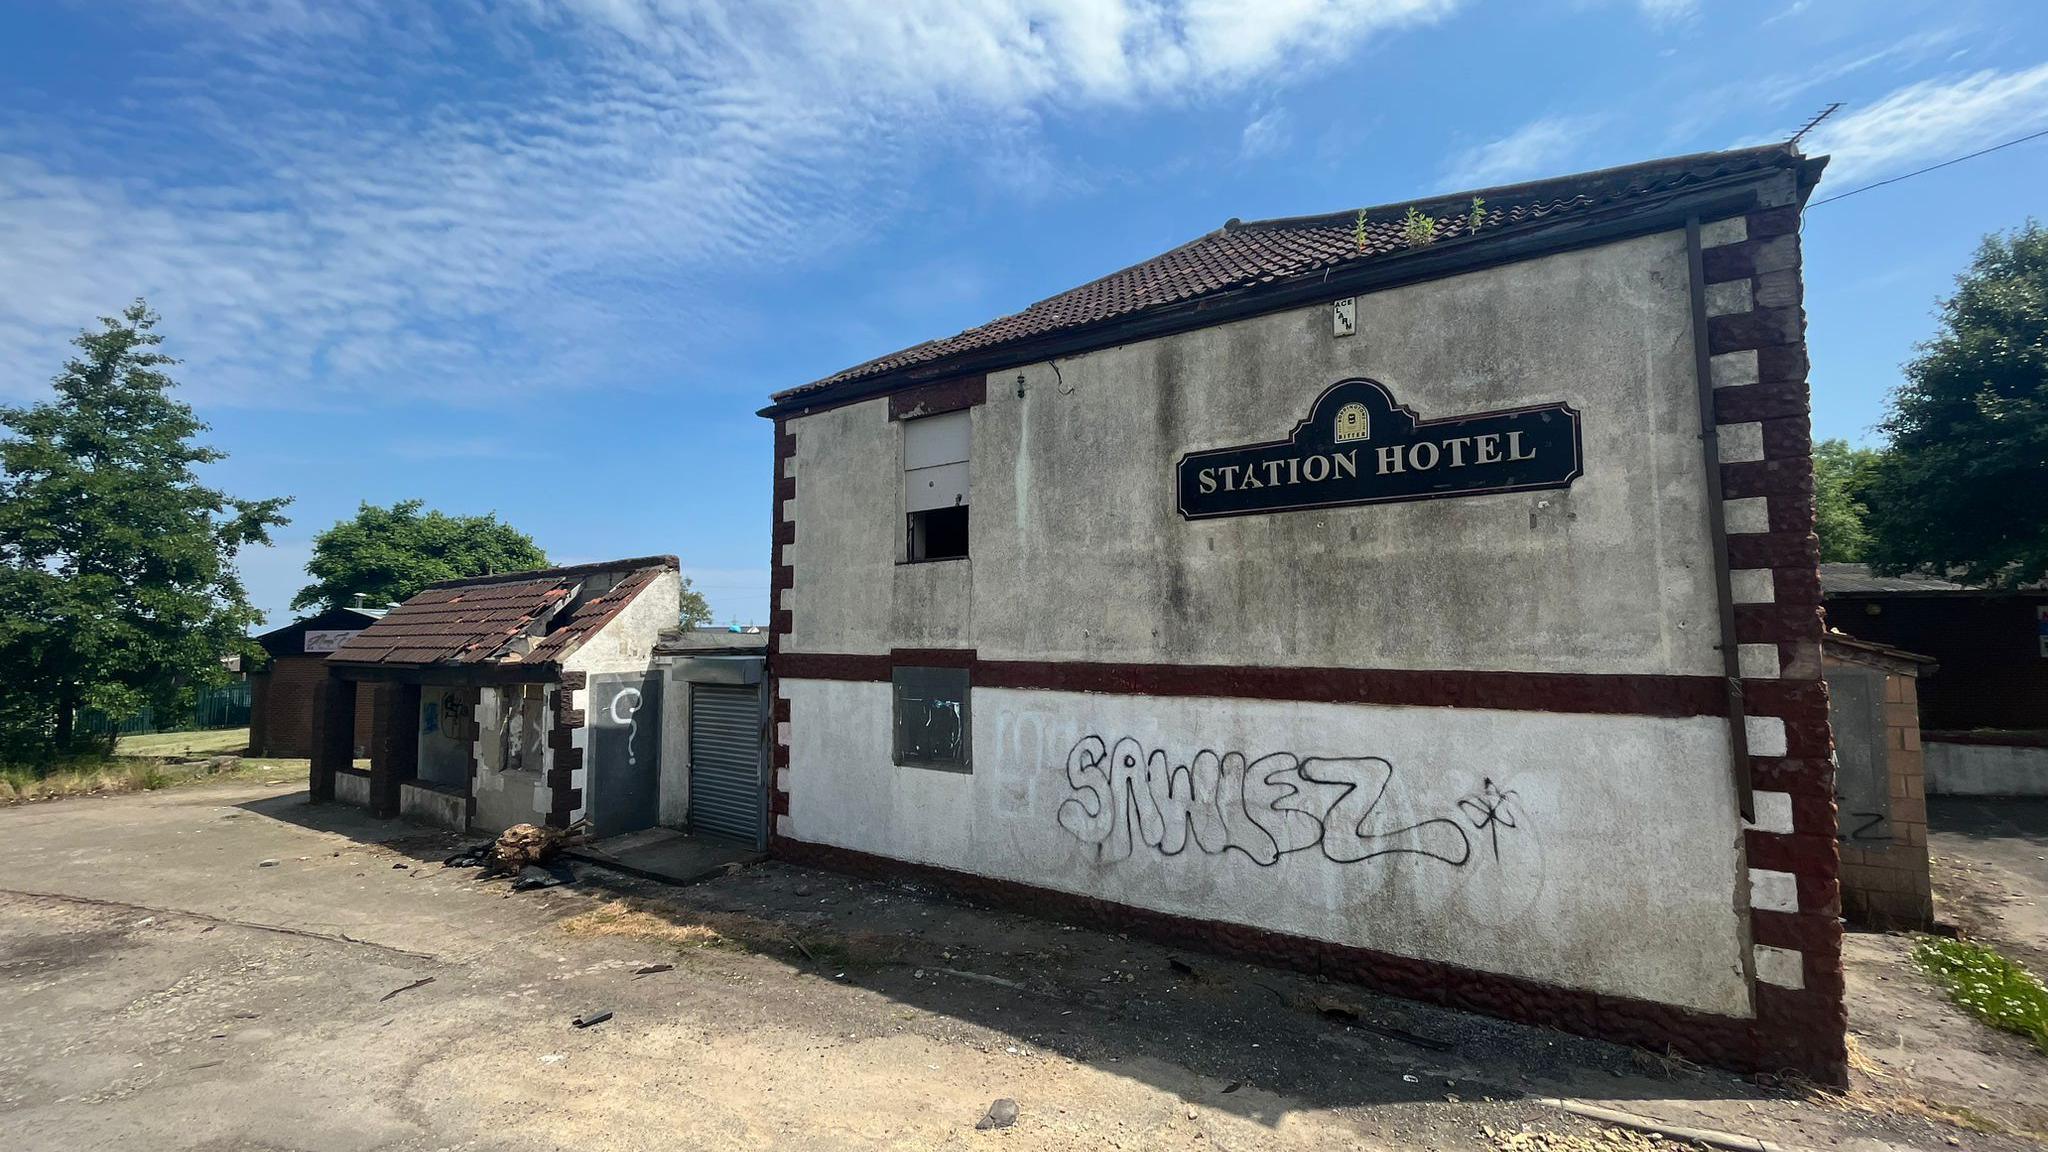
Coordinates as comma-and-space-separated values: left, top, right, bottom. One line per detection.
1926, 740, 2048, 796
783, 680, 1753, 1018
400, 781, 466, 830
333, 769, 369, 808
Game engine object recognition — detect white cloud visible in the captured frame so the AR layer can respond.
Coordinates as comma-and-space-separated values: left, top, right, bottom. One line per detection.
1633, 0, 1697, 23
1808, 64, 2048, 183
1239, 107, 1292, 160
1440, 116, 1602, 190
0, 1, 1462, 406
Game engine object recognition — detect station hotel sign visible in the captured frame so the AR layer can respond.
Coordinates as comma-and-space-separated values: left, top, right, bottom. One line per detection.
1176, 378, 1582, 520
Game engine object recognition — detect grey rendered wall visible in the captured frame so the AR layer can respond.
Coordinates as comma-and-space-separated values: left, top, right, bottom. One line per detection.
783, 229, 1719, 675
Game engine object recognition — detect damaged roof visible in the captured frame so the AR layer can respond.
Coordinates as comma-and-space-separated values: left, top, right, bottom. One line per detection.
1819, 564, 1969, 595
328, 556, 677, 670
766, 143, 1823, 415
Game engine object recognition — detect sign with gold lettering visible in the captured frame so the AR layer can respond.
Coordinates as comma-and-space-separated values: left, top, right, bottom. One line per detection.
1176, 378, 1581, 520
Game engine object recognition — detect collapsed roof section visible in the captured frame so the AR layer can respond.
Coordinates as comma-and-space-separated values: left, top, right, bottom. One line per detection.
328, 556, 677, 673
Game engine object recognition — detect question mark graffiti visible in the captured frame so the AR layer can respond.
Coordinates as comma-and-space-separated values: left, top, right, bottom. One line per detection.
609, 687, 644, 766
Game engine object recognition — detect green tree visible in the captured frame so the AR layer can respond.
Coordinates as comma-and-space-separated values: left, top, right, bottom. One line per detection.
0, 302, 289, 760
1812, 438, 1884, 562
1867, 222, 2048, 586
294, 500, 547, 612
677, 576, 712, 630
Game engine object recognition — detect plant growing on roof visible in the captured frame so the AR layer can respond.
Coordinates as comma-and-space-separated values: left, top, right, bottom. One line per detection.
1353, 209, 1370, 253
1401, 207, 1438, 247
1468, 197, 1486, 234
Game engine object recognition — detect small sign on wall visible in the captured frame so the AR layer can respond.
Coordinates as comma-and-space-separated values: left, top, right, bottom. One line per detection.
1175, 377, 1582, 520
303, 629, 360, 654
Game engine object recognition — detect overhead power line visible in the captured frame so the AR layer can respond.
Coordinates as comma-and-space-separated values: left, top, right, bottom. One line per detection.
1808, 127, 2048, 208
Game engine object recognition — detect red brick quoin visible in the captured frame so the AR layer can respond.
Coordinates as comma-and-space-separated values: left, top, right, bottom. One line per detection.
1705, 204, 1846, 1083
546, 670, 588, 829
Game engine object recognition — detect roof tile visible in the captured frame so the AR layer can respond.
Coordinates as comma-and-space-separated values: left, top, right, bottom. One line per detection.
772, 145, 1809, 405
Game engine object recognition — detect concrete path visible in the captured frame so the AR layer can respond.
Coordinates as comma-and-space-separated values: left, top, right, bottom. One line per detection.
0, 782, 2031, 1151
1929, 797, 2048, 968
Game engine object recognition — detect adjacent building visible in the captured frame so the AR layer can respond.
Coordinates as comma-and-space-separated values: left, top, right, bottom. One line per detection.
1822, 563, 2048, 795
761, 144, 1844, 1080
310, 557, 694, 837
249, 604, 385, 758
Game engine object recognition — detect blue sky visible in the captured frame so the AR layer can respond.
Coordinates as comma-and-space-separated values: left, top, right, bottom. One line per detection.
3, 0, 2045, 629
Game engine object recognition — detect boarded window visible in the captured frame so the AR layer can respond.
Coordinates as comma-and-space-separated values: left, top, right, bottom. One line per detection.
892, 666, 970, 771
904, 410, 969, 561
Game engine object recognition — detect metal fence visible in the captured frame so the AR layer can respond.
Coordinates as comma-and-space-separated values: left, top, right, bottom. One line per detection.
78, 682, 252, 738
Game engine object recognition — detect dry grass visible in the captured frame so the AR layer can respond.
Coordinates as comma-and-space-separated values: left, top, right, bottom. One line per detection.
559, 899, 903, 968
0, 753, 299, 805
114, 727, 249, 758
1791, 1035, 2016, 1137
560, 902, 755, 950
1483, 1123, 1702, 1151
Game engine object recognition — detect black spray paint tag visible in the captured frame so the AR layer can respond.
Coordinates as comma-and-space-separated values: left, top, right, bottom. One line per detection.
1175, 377, 1582, 520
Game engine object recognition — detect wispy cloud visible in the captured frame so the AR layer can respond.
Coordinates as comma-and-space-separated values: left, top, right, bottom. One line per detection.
1633, 0, 1698, 24
1809, 63, 2048, 184
1439, 116, 1601, 190
0, 1, 1462, 406
1239, 107, 1292, 160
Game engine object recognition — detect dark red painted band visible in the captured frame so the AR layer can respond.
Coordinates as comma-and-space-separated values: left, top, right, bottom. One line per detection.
774, 651, 1731, 718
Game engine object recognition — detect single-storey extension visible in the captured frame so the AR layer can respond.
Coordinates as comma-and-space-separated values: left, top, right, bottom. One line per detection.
309, 557, 686, 836
760, 143, 1844, 1080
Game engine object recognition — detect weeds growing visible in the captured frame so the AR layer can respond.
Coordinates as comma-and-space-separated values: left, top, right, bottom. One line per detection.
1913, 935, 2048, 1053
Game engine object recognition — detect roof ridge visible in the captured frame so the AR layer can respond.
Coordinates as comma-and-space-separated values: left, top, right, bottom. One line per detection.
420, 554, 679, 592
1229, 142, 1799, 234
768, 143, 1817, 408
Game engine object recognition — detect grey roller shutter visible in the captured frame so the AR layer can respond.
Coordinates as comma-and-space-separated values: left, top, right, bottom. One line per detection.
689, 682, 765, 846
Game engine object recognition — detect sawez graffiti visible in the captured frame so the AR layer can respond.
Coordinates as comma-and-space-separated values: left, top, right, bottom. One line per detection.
1055, 735, 1520, 867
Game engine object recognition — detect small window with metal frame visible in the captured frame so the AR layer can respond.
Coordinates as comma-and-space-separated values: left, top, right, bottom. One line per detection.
892, 666, 970, 771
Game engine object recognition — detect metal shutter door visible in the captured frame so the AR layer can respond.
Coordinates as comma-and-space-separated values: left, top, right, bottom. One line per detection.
688, 683, 764, 845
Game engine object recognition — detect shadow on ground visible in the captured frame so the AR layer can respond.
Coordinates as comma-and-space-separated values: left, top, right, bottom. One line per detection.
234, 789, 1861, 1133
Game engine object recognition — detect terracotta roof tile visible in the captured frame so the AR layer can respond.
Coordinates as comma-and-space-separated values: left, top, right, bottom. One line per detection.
329, 556, 678, 670
772, 144, 1811, 405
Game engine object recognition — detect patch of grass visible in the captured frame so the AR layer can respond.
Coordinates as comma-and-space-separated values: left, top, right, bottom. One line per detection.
114, 727, 248, 759
1914, 935, 2048, 1053
0, 748, 300, 805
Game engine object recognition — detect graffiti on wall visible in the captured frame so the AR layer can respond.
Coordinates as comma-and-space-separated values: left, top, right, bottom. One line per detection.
1054, 735, 1521, 868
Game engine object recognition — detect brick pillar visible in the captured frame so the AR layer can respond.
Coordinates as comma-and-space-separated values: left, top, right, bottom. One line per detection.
545, 673, 587, 829
768, 418, 795, 843
249, 670, 271, 758
1700, 204, 1847, 1086
368, 681, 421, 818
308, 675, 355, 803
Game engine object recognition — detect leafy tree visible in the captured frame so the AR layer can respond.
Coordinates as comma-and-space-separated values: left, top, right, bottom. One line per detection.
1867, 222, 2048, 587
677, 576, 712, 630
293, 500, 547, 612
0, 302, 289, 760
1812, 438, 1884, 562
